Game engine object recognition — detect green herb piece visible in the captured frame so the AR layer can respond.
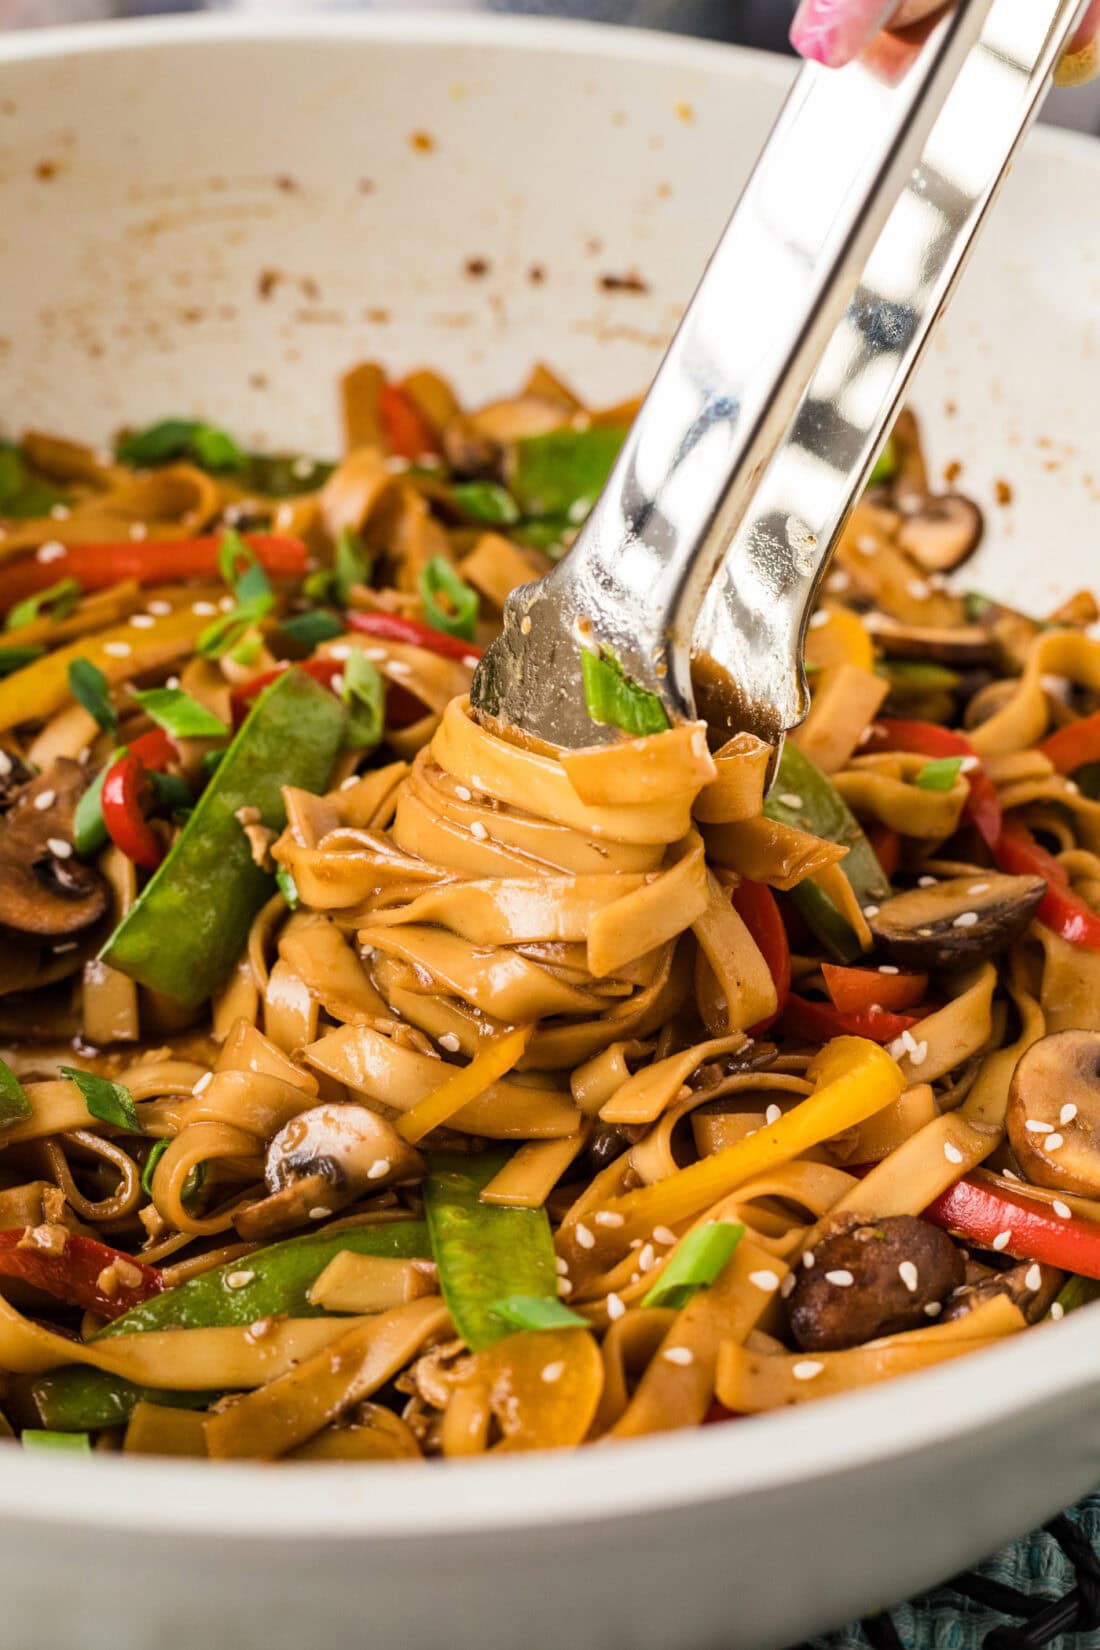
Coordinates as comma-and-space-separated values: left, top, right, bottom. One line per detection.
148, 771, 194, 820
449, 481, 520, 527
67, 658, 117, 735
424, 1153, 558, 1352
509, 426, 626, 519
275, 865, 300, 909
7, 577, 82, 632
581, 649, 670, 737
642, 1222, 745, 1310
130, 687, 227, 740
489, 1295, 588, 1333
0, 1057, 32, 1130
22, 1429, 91, 1453
419, 556, 479, 642
867, 437, 897, 487
0, 443, 69, 520
141, 1140, 203, 1203
0, 644, 45, 677
30, 1370, 217, 1432
963, 591, 994, 623
342, 651, 385, 749
196, 594, 272, 661
242, 452, 335, 499
279, 610, 344, 649
876, 660, 960, 691
334, 527, 371, 605
73, 765, 110, 858
512, 519, 572, 557
59, 1067, 142, 1134
116, 419, 247, 474
1050, 1275, 1100, 1319
200, 749, 226, 780
915, 756, 964, 792
218, 529, 271, 607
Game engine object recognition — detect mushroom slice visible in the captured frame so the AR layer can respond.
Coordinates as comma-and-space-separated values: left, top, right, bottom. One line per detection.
0, 749, 33, 812
896, 495, 984, 574
868, 873, 1045, 973
868, 616, 997, 667
1007, 1030, 1100, 1198
788, 1213, 963, 1352
235, 1103, 424, 1241
0, 760, 108, 938
940, 1260, 1061, 1326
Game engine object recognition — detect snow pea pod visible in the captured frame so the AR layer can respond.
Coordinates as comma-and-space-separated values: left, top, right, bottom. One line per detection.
508, 427, 626, 521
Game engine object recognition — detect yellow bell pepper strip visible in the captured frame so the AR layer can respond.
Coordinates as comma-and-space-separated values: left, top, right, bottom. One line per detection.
0, 605, 210, 732
562, 1037, 905, 1255
397, 1025, 533, 1145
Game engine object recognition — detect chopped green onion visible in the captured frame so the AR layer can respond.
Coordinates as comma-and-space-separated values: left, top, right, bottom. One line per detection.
141, 1139, 170, 1197
0, 644, 45, 677
334, 527, 371, 605
876, 660, 960, 691
59, 1067, 142, 1135
130, 687, 227, 740
22, 1429, 91, 1453
642, 1221, 744, 1310
867, 437, 897, 487
275, 865, 300, 909
341, 651, 385, 750
1050, 1275, 1100, 1318
73, 764, 111, 858
279, 611, 344, 649
449, 481, 520, 527
7, 577, 82, 633
67, 658, 117, 735
489, 1295, 589, 1333
218, 530, 271, 608
581, 649, 670, 737
200, 749, 227, 780
148, 771, 194, 820
228, 634, 263, 668
116, 419, 247, 473
0, 1057, 32, 1130
419, 556, 479, 643
0, 443, 69, 520
915, 756, 964, 792
197, 594, 272, 661
243, 453, 335, 499
511, 519, 571, 557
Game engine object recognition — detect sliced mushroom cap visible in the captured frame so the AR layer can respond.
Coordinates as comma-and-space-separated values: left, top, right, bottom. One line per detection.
896, 495, 984, 574
868, 873, 1045, 973
1006, 1030, 1100, 1197
788, 1213, 963, 1352
940, 1259, 1061, 1326
868, 616, 997, 667
0, 761, 108, 938
0, 749, 32, 812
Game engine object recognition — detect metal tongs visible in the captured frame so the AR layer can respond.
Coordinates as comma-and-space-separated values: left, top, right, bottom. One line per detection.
472, 0, 1086, 759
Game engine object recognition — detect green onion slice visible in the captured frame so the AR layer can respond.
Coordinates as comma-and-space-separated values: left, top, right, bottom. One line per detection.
642, 1221, 744, 1310
131, 687, 227, 740
489, 1295, 589, 1333
419, 555, 479, 643
59, 1067, 142, 1135
341, 651, 385, 750
67, 658, 118, 735
914, 756, 964, 792
275, 865, 301, 909
0, 645, 45, 678
279, 611, 344, 649
0, 1058, 32, 1130
449, 481, 520, 527
7, 577, 82, 632
22, 1430, 92, 1453
581, 649, 670, 737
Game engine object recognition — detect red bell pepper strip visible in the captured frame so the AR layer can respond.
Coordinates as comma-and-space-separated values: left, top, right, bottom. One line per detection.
101, 752, 163, 870
1038, 709, 1100, 776
926, 1174, 1100, 1280
780, 993, 921, 1045
0, 535, 307, 617
863, 718, 1002, 849
866, 823, 901, 881
821, 962, 928, 1016
346, 610, 484, 663
993, 817, 1100, 950
379, 382, 440, 463
0, 1229, 162, 1320
128, 727, 177, 772
731, 879, 790, 1034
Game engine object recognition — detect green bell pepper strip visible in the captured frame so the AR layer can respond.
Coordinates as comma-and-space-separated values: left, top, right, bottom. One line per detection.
763, 744, 890, 964
508, 427, 627, 520
30, 1370, 218, 1433
448, 481, 520, 527
424, 1153, 558, 1352
100, 668, 345, 1006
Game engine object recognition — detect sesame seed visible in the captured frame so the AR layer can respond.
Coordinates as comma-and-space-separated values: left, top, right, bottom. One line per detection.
825, 1269, 854, 1287
558, 1277, 573, 1296
944, 1143, 964, 1164
218, 595, 235, 613
595, 1211, 625, 1229
364, 647, 387, 662
748, 1270, 781, 1293
907, 578, 930, 600
555, 1256, 569, 1276
802, 1250, 815, 1268
606, 1292, 626, 1321
192, 601, 217, 616
827, 570, 850, 593
46, 838, 72, 859
1025, 1264, 1042, 1292
808, 610, 830, 630
1025, 1119, 1053, 1134
952, 911, 980, 929
1002, 1168, 1021, 1182
34, 790, 56, 811
225, 1270, 255, 1290
1061, 1103, 1078, 1125
780, 1273, 796, 1298
147, 599, 172, 616
129, 522, 148, 542
1054, 1200, 1072, 1219
191, 1073, 213, 1096
792, 1360, 824, 1381
340, 775, 360, 791
454, 785, 472, 802
1051, 1302, 1065, 1321
918, 928, 934, 937
992, 1230, 1012, 1251
1046, 1133, 1064, 1151
330, 673, 345, 696
291, 456, 315, 479
438, 1032, 461, 1053
470, 821, 488, 840
165, 676, 180, 690
129, 613, 156, 629
924, 1301, 942, 1317
49, 504, 70, 521
638, 1243, 656, 1272
387, 660, 411, 676
863, 904, 880, 919
53, 941, 78, 954
968, 882, 991, 895
540, 1361, 565, 1384
367, 1158, 391, 1179
0, 751, 10, 776
765, 1104, 782, 1126
663, 1347, 693, 1367
309, 1206, 332, 1221
575, 1223, 595, 1250
857, 535, 879, 554
778, 793, 803, 810
653, 1225, 677, 1245
879, 965, 899, 975
103, 641, 131, 658
898, 1261, 919, 1293
960, 755, 980, 774
918, 876, 937, 888
35, 540, 67, 564
463, 655, 479, 671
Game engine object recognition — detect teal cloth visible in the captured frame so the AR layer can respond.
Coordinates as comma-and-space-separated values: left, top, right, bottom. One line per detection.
808, 1497, 1100, 1649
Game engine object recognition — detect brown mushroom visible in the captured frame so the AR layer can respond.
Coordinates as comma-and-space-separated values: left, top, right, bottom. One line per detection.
0, 749, 32, 812
788, 1213, 963, 1352
896, 495, 984, 574
869, 615, 998, 666
234, 1102, 424, 1241
940, 1260, 1062, 1326
1006, 1030, 1100, 1197
868, 873, 1045, 973
0, 761, 107, 938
